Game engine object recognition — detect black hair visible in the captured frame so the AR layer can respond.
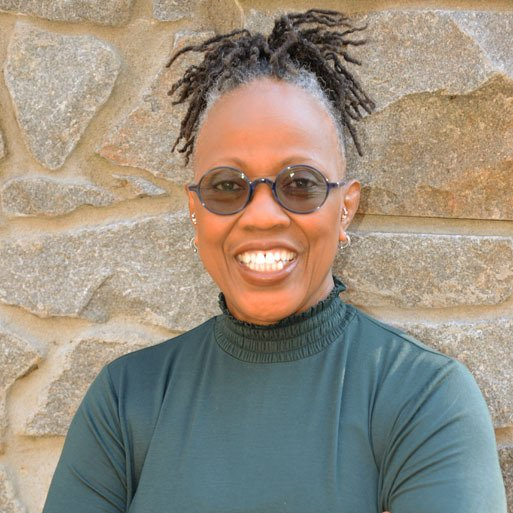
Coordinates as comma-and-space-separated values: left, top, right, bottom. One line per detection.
166, 8, 375, 164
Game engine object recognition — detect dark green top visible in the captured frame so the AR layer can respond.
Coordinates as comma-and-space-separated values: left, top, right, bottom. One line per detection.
43, 278, 507, 513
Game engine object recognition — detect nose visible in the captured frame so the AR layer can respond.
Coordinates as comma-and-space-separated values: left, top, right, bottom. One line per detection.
237, 180, 291, 230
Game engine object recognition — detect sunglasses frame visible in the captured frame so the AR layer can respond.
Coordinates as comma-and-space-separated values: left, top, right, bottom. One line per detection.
188, 164, 346, 215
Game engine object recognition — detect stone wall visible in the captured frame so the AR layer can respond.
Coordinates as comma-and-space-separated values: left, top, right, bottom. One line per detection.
0, 0, 511, 511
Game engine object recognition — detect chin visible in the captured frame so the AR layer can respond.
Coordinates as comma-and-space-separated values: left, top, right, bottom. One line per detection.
229, 292, 304, 325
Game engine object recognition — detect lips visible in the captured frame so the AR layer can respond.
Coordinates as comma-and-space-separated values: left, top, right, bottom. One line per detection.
236, 248, 298, 273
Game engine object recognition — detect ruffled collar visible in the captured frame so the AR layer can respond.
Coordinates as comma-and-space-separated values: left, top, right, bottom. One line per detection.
214, 276, 353, 363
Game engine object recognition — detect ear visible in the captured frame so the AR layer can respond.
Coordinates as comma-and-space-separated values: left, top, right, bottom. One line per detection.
186, 184, 198, 235
339, 179, 360, 242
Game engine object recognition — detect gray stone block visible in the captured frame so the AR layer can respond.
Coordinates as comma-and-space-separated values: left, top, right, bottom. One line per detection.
25, 324, 164, 436
348, 75, 513, 220
112, 174, 168, 199
247, 9, 512, 102
344, 10, 513, 220
499, 446, 513, 511
448, 11, 513, 78
0, 177, 115, 217
0, 326, 43, 446
0, 0, 134, 26
350, 10, 507, 110
335, 233, 513, 308
244, 8, 281, 34
197, 0, 244, 34
4, 23, 121, 170
98, 31, 213, 184
0, 130, 5, 160
0, 211, 218, 331
397, 319, 513, 427
153, 0, 196, 21
0, 465, 26, 513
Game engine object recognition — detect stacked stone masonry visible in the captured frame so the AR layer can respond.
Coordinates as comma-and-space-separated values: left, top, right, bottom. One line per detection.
0, 131, 5, 160
5, 23, 121, 170
0, 0, 135, 26
0, 1, 511, 512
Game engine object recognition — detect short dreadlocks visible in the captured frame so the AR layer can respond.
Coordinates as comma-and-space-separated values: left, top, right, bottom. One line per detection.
166, 8, 375, 165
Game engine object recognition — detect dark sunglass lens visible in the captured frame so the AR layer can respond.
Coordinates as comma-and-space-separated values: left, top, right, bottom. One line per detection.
199, 168, 249, 214
276, 167, 328, 212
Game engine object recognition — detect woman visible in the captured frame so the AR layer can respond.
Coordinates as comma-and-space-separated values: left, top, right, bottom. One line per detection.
42, 9, 507, 513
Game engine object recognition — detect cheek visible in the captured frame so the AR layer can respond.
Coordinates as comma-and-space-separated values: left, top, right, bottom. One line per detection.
304, 204, 341, 245
195, 214, 233, 266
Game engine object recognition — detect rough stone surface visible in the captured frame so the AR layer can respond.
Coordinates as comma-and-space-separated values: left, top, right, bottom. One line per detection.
98, 31, 213, 184
343, 10, 513, 220
0, 130, 5, 160
0, 0, 134, 26
348, 75, 513, 220
0, 465, 26, 513
25, 325, 164, 436
0, 177, 115, 217
335, 233, 513, 309
0, 212, 217, 331
449, 11, 513, 78
5, 23, 121, 170
112, 174, 168, 199
244, 8, 281, 34
499, 446, 513, 510
197, 0, 244, 34
152, 0, 195, 21
397, 319, 513, 427
351, 10, 512, 110
0, 326, 43, 446
247, 10, 512, 99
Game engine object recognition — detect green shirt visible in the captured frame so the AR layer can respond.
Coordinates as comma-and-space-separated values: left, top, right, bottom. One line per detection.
43, 279, 507, 513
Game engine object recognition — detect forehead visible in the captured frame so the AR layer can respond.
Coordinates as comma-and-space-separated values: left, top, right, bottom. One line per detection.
193, 78, 344, 177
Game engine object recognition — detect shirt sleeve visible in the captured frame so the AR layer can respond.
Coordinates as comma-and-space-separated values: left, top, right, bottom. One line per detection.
379, 359, 507, 513
42, 366, 128, 513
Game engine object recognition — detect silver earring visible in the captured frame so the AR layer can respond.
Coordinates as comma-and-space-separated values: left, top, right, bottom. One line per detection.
339, 234, 351, 250
190, 237, 198, 253
191, 213, 197, 225
341, 207, 348, 220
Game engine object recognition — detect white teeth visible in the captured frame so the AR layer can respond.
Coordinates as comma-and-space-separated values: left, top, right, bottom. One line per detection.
236, 249, 297, 273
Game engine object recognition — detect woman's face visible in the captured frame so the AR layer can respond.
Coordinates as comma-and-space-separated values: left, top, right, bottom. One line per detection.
189, 78, 360, 325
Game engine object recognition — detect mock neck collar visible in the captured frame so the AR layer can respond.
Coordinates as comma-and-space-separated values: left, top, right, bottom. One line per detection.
214, 276, 353, 363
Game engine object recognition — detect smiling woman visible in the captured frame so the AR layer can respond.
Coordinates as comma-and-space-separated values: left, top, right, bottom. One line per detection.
42, 8, 507, 513
189, 78, 359, 324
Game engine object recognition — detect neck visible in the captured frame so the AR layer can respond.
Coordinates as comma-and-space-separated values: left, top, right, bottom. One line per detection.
214, 276, 352, 363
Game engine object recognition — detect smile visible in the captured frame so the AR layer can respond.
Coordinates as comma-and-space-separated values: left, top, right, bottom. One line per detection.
236, 249, 297, 273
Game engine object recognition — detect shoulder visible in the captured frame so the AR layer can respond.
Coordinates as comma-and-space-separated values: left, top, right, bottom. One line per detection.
345, 303, 455, 373
105, 316, 216, 384
346, 306, 494, 457
80, 316, 218, 416
350, 304, 485, 402
344, 304, 489, 427
78, 317, 218, 450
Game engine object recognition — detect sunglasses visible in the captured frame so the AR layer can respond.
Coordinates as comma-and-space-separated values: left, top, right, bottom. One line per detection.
188, 164, 346, 215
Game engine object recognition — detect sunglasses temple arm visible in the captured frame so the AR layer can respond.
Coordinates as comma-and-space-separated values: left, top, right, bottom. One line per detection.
327, 180, 346, 191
